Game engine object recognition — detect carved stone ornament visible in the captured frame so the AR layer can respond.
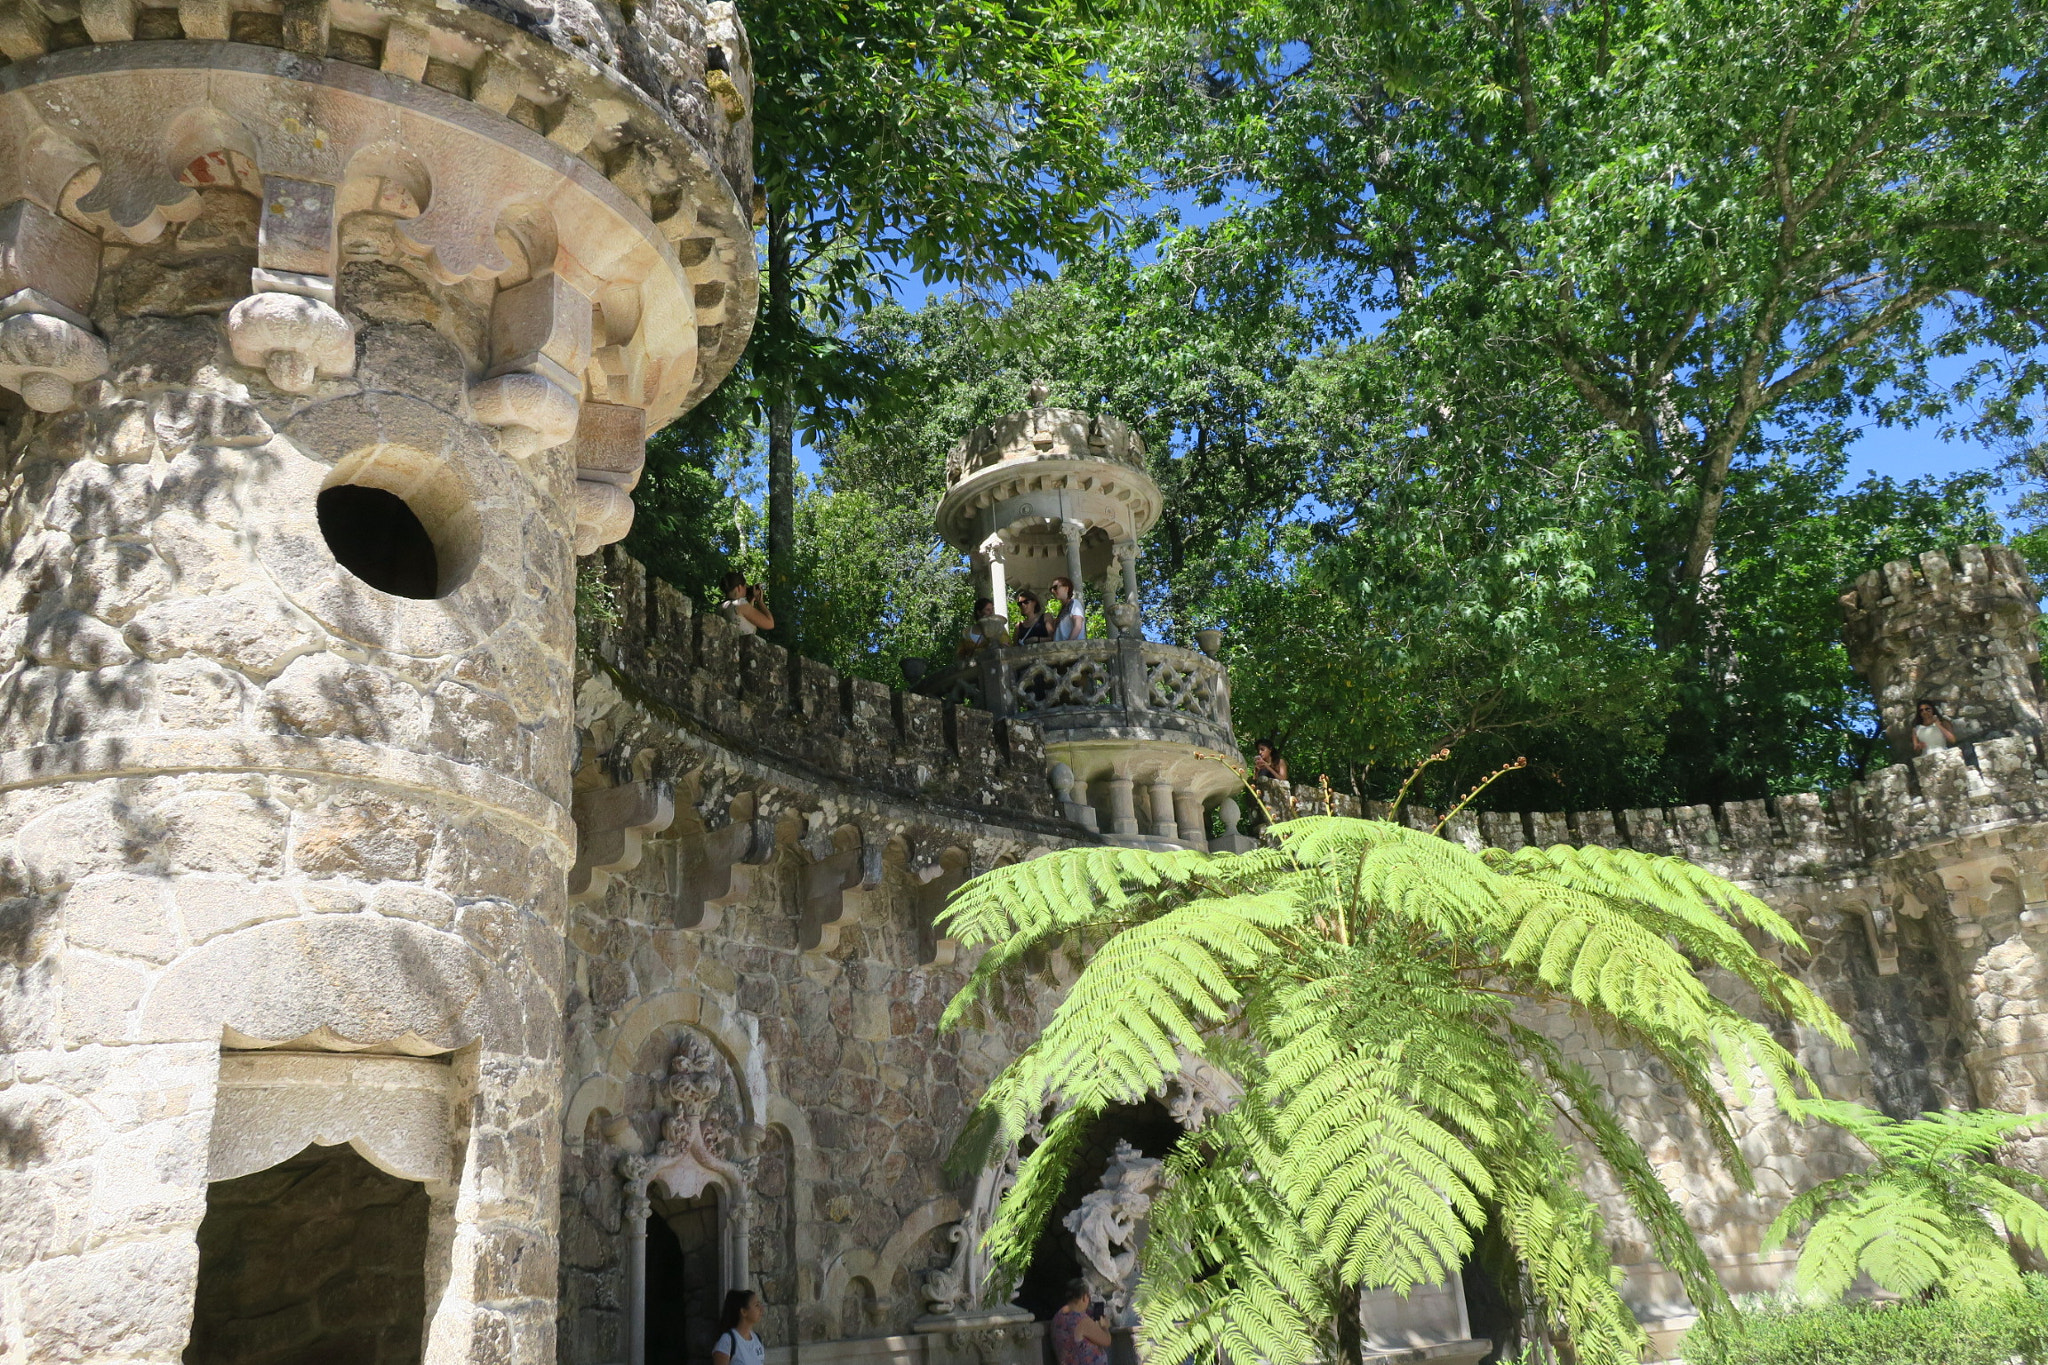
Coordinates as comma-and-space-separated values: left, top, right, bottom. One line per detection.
617, 1032, 751, 1205
225, 291, 355, 393
1158, 1049, 1243, 1130
1063, 1139, 1164, 1327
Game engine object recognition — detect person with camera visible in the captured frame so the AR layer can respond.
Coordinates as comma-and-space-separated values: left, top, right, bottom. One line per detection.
719, 570, 776, 636
1051, 1278, 1113, 1365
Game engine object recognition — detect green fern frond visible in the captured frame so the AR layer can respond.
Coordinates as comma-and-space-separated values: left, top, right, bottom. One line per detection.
944, 817, 1848, 1353
1773, 1103, 2048, 1303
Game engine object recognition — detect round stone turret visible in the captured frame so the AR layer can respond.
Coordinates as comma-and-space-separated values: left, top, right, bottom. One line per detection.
933, 390, 1244, 852
0, 4, 754, 1360
1841, 543, 2045, 759
937, 383, 1161, 627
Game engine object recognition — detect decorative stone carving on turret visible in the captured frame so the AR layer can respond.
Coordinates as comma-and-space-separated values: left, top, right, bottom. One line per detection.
1841, 544, 2045, 760
0, 198, 107, 409
0, 0, 756, 1357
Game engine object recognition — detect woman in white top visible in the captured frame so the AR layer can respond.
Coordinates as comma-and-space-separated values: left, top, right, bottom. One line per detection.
718, 571, 775, 637
1912, 699, 1958, 754
1049, 576, 1085, 641
711, 1289, 765, 1365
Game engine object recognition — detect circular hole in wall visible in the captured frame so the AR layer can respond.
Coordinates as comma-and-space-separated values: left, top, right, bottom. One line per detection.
317, 444, 481, 600
317, 487, 438, 598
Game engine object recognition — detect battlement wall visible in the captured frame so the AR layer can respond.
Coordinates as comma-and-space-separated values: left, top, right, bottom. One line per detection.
582, 547, 1060, 825
1270, 732, 2048, 888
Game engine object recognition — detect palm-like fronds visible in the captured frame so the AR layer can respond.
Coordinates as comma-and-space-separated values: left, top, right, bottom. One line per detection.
1764, 1101, 2048, 1303
938, 817, 1851, 1365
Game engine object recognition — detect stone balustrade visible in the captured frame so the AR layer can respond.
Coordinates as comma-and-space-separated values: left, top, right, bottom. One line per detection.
930, 637, 1234, 748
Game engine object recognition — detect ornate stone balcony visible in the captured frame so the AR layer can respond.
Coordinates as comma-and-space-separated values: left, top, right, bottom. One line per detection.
925, 637, 1242, 848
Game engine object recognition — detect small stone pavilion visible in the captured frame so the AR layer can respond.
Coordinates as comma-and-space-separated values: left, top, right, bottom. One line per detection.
1, 0, 2047, 1356
928, 387, 1244, 851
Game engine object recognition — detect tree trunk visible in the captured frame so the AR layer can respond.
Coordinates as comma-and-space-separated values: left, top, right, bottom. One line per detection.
1334, 1281, 1364, 1365
765, 193, 795, 643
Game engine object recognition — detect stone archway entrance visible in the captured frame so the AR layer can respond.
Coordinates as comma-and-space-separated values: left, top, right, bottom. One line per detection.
185, 1143, 430, 1364
645, 1186, 723, 1365
1014, 1098, 1183, 1322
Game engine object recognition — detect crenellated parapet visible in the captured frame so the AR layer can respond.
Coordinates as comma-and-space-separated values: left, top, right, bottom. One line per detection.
581, 549, 1064, 828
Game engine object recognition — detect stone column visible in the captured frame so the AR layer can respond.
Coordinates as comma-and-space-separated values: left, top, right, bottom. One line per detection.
622, 1166, 653, 1365
1101, 548, 1122, 639
1173, 790, 1208, 850
981, 532, 1010, 625
1148, 779, 1178, 840
0, 9, 754, 1362
1106, 773, 1141, 837
1063, 517, 1086, 631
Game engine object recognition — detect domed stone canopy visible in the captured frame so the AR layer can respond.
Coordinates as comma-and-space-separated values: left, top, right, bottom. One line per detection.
936, 392, 1163, 610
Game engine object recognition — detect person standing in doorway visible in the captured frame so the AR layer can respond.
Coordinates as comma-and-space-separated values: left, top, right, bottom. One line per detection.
1051, 1278, 1113, 1365
711, 1289, 765, 1365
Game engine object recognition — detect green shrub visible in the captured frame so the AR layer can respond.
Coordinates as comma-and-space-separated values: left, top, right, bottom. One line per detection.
1682, 1278, 2048, 1365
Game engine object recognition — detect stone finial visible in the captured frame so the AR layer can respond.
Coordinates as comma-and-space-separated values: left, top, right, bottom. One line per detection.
1840, 543, 2045, 757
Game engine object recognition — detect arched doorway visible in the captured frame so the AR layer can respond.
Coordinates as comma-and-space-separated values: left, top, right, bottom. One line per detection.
646, 1186, 723, 1365
185, 1142, 429, 1364
1014, 1098, 1184, 1322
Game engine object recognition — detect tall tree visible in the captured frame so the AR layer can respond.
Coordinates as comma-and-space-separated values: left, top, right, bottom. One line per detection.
1106, 0, 2048, 638
808, 257, 2004, 809
745, 0, 1124, 631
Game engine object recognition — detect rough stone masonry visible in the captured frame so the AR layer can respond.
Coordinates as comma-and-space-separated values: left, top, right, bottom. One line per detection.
0, 0, 2041, 1358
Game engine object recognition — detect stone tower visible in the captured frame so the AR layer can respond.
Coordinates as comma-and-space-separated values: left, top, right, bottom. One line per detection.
932, 390, 1242, 849
1841, 543, 2045, 759
0, 2, 755, 1359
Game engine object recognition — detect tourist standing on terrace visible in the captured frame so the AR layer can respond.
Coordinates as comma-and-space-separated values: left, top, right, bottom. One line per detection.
1050, 576, 1086, 641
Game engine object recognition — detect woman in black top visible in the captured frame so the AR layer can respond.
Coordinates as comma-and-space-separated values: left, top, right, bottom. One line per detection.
1013, 589, 1054, 643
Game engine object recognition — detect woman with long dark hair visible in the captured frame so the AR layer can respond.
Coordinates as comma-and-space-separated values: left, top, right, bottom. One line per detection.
711, 1289, 764, 1365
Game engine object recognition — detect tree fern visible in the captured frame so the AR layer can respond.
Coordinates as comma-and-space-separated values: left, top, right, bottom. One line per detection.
1764, 1101, 2048, 1303
938, 817, 1852, 1365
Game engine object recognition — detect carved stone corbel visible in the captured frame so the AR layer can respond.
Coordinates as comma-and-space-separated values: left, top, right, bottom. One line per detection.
800, 832, 887, 952
0, 199, 105, 411
912, 850, 971, 967
225, 176, 355, 394
226, 291, 354, 393
570, 779, 676, 902
471, 271, 591, 458
572, 401, 648, 556
670, 813, 776, 930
